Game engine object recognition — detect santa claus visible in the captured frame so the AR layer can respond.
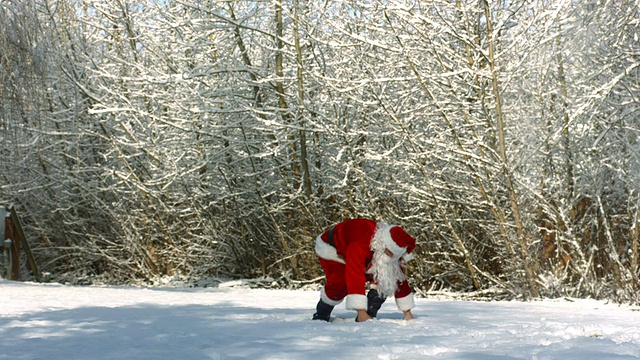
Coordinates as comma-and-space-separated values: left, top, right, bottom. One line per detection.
312, 218, 417, 322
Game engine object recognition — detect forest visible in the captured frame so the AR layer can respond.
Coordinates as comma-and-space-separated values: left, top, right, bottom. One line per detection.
1, 0, 639, 302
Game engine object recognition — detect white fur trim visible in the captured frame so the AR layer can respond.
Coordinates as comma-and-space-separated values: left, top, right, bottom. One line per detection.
395, 293, 415, 311
345, 294, 368, 310
402, 252, 414, 262
315, 235, 346, 264
320, 287, 344, 306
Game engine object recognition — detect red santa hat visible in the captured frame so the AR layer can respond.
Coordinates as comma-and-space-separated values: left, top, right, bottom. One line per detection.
373, 224, 416, 261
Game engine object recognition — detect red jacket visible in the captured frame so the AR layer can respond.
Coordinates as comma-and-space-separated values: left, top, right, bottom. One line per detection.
318, 219, 413, 310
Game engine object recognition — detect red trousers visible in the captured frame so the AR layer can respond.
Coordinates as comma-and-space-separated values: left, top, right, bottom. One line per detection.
319, 258, 348, 303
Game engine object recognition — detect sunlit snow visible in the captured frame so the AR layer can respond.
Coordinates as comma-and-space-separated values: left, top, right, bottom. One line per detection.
1, 280, 639, 359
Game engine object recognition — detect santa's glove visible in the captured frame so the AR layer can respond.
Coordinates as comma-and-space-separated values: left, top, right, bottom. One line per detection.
312, 299, 334, 321
366, 289, 386, 318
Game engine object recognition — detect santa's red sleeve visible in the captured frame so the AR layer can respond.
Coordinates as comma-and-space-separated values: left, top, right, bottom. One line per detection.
394, 280, 415, 311
343, 242, 369, 310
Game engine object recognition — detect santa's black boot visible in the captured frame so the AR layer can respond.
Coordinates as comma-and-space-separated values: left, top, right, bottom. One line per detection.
312, 299, 334, 321
366, 289, 386, 318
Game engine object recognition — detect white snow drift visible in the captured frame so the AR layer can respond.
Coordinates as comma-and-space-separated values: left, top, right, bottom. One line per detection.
1, 280, 640, 359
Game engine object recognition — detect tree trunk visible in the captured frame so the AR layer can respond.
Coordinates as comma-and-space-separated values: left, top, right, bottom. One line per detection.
482, 0, 539, 298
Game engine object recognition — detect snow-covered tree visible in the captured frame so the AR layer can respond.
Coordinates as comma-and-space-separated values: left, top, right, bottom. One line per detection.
1, 0, 638, 302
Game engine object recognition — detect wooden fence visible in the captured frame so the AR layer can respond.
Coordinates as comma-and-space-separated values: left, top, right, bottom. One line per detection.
1, 204, 41, 282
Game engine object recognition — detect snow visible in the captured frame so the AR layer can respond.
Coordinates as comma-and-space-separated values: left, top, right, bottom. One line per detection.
1, 280, 640, 359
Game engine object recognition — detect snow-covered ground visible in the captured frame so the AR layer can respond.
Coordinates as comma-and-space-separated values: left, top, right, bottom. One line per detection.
1, 280, 640, 359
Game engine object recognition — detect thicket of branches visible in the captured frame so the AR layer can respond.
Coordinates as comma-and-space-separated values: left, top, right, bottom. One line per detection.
1, 0, 639, 301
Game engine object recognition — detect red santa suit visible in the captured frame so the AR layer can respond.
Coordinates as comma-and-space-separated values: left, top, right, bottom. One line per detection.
315, 218, 416, 312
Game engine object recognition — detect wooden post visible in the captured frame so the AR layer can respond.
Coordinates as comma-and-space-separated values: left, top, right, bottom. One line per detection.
1, 205, 42, 282
9, 205, 42, 282
4, 214, 21, 280
0, 206, 5, 278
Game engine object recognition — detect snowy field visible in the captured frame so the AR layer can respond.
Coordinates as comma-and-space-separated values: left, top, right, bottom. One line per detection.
1, 280, 640, 359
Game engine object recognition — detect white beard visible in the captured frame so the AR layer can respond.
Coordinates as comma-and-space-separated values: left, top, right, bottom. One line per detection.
368, 223, 406, 297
